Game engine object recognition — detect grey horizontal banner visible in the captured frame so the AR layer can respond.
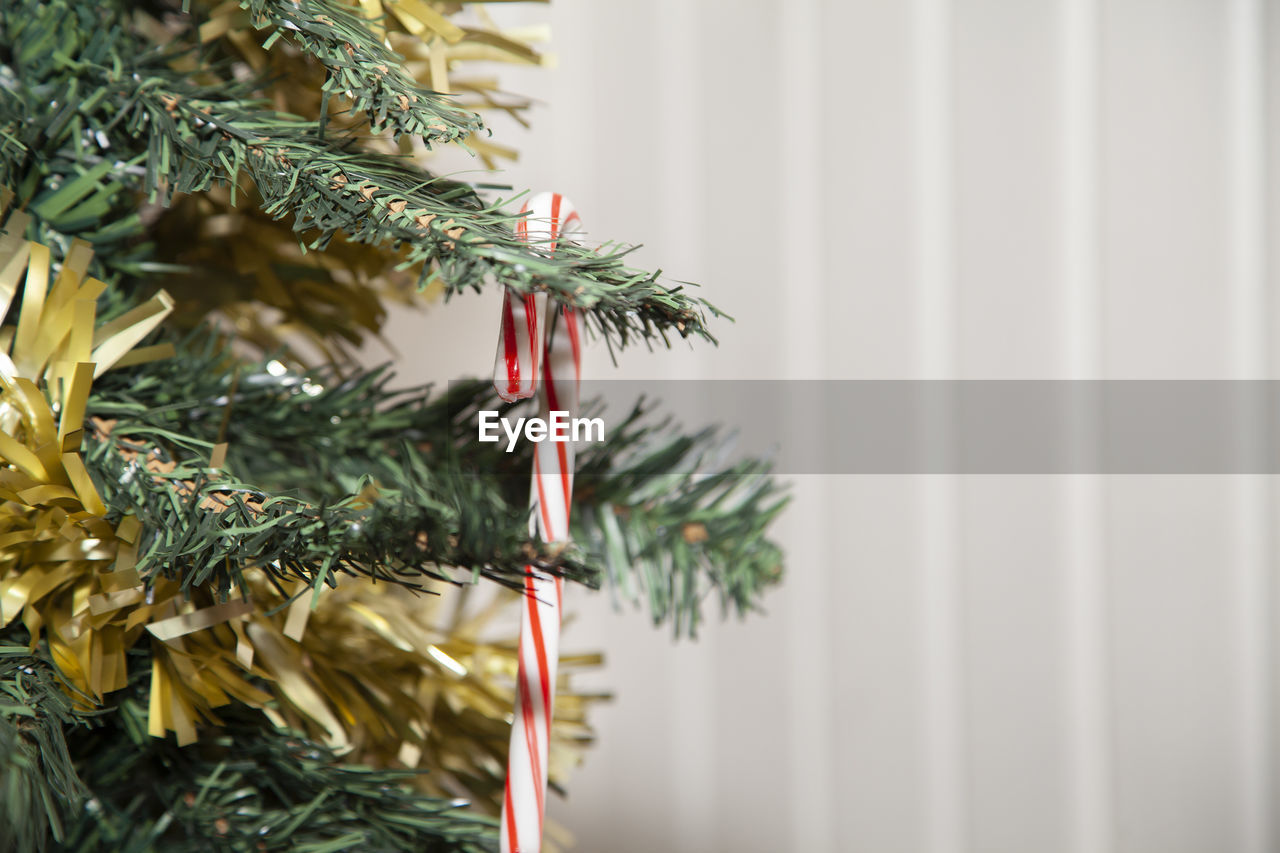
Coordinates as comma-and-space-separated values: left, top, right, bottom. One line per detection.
455, 381, 1280, 474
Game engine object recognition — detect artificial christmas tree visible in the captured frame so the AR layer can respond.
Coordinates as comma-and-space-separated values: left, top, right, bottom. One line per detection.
0, 1, 785, 850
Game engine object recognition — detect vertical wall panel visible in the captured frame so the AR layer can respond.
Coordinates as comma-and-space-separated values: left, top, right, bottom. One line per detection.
913, 3, 966, 853
958, 478, 1073, 853
953, 3, 1072, 853
820, 0, 917, 380
779, 0, 837, 850
819, 3, 934, 852
1100, 1, 1245, 849
1100, 0, 1230, 379
1226, 2, 1273, 853
954, 0, 1063, 379
828, 477, 930, 853
690, 2, 794, 850
1106, 478, 1243, 853
1059, 1, 1113, 852
1265, 4, 1280, 852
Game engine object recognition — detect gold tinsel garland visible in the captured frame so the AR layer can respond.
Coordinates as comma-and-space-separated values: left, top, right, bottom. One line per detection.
0, 221, 601, 813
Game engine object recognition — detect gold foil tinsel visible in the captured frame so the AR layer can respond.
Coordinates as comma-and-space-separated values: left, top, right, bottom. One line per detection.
0, 203, 174, 710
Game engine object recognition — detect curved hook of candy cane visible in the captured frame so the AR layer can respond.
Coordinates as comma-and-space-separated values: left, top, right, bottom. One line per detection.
492, 193, 583, 403
499, 192, 583, 853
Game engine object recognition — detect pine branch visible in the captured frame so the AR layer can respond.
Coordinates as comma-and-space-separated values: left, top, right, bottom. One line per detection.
0, 646, 91, 853
89, 341, 787, 631
57, 672, 499, 852
238, 0, 484, 144
0, 635, 502, 852
83, 333, 593, 597
84, 430, 595, 599
134, 88, 712, 345
572, 404, 788, 636
0, 0, 717, 348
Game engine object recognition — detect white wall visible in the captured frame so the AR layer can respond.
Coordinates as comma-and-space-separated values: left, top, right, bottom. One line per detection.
378, 1, 1279, 850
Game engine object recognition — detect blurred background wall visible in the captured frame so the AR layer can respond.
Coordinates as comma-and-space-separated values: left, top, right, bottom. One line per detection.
370, 0, 1280, 850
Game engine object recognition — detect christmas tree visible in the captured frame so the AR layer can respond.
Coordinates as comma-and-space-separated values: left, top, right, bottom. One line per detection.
0, 1, 785, 850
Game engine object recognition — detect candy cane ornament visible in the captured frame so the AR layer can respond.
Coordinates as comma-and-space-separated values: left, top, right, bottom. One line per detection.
493, 195, 581, 403
494, 288, 544, 403
498, 192, 584, 853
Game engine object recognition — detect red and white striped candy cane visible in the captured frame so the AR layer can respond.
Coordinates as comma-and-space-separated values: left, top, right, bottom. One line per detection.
500, 192, 583, 853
